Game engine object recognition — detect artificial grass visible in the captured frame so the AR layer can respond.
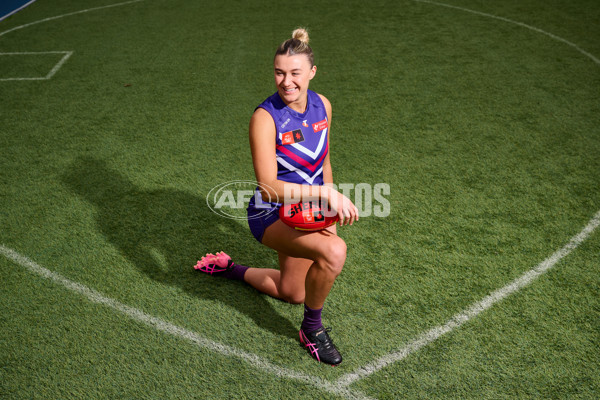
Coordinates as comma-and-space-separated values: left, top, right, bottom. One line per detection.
1, 0, 599, 398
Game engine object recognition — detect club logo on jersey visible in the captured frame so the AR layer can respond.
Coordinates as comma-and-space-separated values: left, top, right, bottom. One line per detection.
282, 129, 305, 145
312, 119, 328, 132
302, 120, 309, 127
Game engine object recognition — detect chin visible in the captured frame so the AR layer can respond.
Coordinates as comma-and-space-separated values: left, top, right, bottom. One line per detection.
280, 90, 301, 103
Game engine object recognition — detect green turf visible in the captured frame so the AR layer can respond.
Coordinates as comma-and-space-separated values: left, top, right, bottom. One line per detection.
1, 0, 599, 399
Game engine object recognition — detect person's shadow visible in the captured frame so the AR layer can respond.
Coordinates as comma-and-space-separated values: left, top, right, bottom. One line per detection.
62, 157, 297, 338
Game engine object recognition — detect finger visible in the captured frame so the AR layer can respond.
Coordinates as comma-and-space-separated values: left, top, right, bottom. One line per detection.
344, 206, 355, 225
350, 206, 358, 225
337, 209, 345, 226
343, 209, 351, 225
349, 210, 356, 225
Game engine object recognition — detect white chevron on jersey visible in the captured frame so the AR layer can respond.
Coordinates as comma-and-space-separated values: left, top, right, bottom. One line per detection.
278, 128, 327, 161
276, 156, 324, 185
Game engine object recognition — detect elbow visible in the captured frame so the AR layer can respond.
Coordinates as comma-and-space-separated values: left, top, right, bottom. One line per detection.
256, 181, 278, 203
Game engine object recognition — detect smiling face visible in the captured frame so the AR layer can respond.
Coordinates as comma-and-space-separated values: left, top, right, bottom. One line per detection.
274, 53, 317, 112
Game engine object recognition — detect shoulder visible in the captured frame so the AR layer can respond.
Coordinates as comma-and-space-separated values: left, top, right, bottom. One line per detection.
250, 107, 276, 136
314, 92, 332, 120
252, 105, 272, 118
256, 92, 283, 113
316, 93, 331, 110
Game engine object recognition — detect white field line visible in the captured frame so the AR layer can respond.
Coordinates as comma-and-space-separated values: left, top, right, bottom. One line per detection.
0, 0, 146, 37
0, 0, 37, 22
0, 51, 73, 81
0, 244, 373, 400
1, 0, 599, 396
4, 210, 597, 398
413, 0, 600, 65
337, 210, 600, 387
44, 51, 73, 79
0, 0, 145, 81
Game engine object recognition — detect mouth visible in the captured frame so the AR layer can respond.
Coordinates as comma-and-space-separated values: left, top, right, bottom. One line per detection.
281, 87, 298, 95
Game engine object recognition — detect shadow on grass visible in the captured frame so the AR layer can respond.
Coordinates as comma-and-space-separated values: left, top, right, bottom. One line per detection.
62, 157, 297, 339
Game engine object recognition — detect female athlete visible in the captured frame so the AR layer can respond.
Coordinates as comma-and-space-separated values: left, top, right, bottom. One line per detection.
196, 28, 358, 366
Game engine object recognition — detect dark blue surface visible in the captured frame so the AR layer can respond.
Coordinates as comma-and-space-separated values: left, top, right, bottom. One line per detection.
1, 0, 36, 22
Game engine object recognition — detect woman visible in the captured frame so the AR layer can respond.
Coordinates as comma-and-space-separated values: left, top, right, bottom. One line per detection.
196, 28, 358, 366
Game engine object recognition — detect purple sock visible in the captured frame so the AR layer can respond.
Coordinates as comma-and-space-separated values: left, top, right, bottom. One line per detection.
221, 263, 249, 281
301, 304, 323, 333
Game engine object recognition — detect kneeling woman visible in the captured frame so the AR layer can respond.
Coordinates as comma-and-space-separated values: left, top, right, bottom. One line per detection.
196, 28, 358, 366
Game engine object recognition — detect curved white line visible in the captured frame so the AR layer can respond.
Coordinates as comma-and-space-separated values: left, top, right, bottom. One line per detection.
0, 0, 37, 22
335, 1, 600, 387
0, 0, 146, 37
2, 0, 598, 397
0, 244, 374, 400
337, 210, 600, 387
413, 0, 600, 65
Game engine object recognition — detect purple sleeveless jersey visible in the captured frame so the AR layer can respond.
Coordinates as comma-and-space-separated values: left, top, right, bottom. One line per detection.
246, 90, 329, 241
260, 89, 329, 186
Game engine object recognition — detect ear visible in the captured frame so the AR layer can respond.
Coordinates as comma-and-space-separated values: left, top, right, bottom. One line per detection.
309, 65, 317, 80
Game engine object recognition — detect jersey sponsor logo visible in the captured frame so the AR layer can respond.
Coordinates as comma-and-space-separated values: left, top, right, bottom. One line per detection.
281, 129, 305, 145
281, 118, 291, 129
302, 120, 309, 127
312, 119, 328, 132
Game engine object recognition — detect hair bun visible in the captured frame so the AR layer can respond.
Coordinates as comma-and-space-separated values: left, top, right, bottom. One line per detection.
275, 28, 314, 66
292, 28, 309, 44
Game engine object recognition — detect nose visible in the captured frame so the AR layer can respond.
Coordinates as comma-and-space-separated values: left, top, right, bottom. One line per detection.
283, 74, 292, 87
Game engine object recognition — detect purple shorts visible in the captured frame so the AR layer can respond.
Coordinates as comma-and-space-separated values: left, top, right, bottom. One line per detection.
247, 201, 281, 243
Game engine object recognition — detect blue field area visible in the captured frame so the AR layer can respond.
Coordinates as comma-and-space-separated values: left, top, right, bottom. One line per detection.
0, 0, 36, 21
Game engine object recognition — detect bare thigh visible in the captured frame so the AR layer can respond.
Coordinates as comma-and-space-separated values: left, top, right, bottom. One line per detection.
262, 220, 340, 260
263, 220, 341, 301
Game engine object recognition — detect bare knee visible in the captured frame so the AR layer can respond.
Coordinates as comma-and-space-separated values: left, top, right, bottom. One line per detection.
278, 276, 305, 304
317, 237, 347, 277
279, 286, 305, 304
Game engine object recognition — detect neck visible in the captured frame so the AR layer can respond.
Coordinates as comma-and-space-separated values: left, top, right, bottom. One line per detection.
284, 93, 308, 113
277, 90, 309, 113
288, 99, 307, 113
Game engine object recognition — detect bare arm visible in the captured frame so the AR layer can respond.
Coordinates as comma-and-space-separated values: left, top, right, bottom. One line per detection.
249, 107, 318, 201
249, 101, 358, 225
319, 93, 334, 186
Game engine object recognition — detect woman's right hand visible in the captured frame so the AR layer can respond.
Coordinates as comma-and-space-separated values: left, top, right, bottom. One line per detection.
326, 187, 359, 226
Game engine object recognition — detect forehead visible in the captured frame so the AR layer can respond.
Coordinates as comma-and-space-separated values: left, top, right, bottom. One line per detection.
273, 54, 311, 71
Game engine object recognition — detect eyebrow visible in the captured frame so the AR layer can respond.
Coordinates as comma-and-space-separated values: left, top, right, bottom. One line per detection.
274, 68, 302, 72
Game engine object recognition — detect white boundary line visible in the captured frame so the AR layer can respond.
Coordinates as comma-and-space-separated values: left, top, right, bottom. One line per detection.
0, 0, 37, 22
1, 0, 599, 397
0, 0, 146, 37
2, 210, 598, 397
0, 244, 373, 400
413, 0, 600, 65
0, 0, 146, 81
0, 51, 73, 81
337, 210, 600, 387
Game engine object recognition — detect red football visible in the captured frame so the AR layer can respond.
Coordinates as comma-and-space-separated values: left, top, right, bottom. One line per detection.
279, 201, 339, 231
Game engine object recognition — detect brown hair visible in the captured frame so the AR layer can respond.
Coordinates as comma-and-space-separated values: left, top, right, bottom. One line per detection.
275, 28, 314, 66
